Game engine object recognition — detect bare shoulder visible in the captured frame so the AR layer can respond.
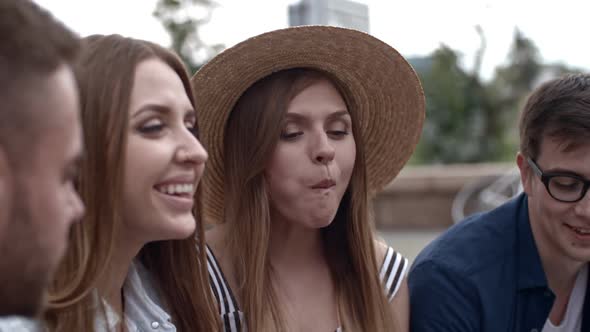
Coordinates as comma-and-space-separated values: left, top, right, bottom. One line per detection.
373, 238, 409, 302
390, 277, 410, 332
372, 240, 409, 331
373, 238, 408, 267
373, 239, 391, 265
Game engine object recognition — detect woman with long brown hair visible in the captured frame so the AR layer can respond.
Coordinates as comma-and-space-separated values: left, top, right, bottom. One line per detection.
192, 26, 425, 331
33, 35, 219, 331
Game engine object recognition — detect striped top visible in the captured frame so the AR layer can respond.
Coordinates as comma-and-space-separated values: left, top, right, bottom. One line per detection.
207, 245, 408, 332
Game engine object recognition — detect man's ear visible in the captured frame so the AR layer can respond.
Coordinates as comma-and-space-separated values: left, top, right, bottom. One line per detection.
516, 152, 532, 196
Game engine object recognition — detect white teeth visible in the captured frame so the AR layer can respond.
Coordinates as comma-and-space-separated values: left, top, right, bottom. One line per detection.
156, 183, 194, 195
571, 226, 590, 235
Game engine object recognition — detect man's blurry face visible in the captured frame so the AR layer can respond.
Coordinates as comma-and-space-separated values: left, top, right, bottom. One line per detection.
0, 64, 85, 316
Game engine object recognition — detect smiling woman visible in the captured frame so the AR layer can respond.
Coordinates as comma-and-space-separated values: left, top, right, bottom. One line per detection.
123, 58, 205, 242
37, 35, 219, 332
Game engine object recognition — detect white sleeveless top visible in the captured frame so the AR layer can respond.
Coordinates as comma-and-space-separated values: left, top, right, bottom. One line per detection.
207, 245, 408, 332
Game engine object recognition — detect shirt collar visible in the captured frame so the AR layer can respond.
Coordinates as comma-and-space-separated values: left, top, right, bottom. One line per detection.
516, 193, 549, 290
123, 259, 173, 325
95, 259, 173, 330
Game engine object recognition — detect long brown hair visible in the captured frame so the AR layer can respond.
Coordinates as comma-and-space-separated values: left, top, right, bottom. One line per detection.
44, 35, 219, 331
222, 68, 396, 331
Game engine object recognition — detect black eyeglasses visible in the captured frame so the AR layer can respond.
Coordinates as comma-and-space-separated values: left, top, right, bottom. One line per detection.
527, 157, 590, 203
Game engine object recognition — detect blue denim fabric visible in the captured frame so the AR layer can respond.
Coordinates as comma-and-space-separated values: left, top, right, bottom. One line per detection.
409, 193, 590, 332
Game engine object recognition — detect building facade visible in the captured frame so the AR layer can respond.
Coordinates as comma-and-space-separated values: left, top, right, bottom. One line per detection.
288, 0, 369, 33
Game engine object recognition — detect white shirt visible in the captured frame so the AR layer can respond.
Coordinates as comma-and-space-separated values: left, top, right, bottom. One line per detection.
0, 259, 176, 332
0, 317, 40, 332
97, 259, 176, 331
542, 264, 588, 332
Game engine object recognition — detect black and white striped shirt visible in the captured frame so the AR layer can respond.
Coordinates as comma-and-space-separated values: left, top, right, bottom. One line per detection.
207, 245, 408, 332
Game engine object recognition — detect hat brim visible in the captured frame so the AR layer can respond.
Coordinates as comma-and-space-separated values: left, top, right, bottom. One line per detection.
191, 25, 425, 224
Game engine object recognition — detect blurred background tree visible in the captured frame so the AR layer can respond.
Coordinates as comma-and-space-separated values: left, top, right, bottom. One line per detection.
152, 4, 583, 164
154, 0, 223, 74
412, 28, 581, 164
412, 26, 496, 163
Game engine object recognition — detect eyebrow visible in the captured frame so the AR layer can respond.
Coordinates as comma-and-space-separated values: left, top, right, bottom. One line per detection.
132, 103, 195, 119
283, 110, 350, 122
544, 167, 588, 177
326, 110, 351, 121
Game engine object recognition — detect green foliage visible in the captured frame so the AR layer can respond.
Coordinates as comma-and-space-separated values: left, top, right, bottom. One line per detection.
411, 29, 582, 164
151, 4, 583, 165
154, 0, 223, 74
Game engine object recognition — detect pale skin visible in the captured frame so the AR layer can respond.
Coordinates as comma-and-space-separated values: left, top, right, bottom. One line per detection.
96, 58, 207, 325
517, 137, 590, 325
208, 79, 409, 332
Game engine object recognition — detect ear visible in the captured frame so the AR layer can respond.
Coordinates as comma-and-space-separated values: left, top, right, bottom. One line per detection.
516, 152, 532, 196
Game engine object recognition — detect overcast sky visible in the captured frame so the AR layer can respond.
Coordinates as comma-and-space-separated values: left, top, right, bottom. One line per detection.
35, 0, 590, 80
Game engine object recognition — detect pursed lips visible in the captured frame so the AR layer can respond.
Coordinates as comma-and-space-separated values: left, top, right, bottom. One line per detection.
311, 179, 336, 190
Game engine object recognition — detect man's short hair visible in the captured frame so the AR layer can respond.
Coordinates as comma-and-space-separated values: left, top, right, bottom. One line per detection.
519, 73, 590, 160
0, 0, 80, 165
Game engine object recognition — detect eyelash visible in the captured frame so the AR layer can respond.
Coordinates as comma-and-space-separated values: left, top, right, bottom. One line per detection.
187, 123, 199, 136
280, 131, 303, 140
280, 130, 349, 141
138, 120, 197, 135
139, 123, 164, 134
327, 130, 349, 137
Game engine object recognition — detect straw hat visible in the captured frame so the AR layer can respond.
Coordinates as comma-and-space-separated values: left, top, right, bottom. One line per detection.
192, 25, 425, 224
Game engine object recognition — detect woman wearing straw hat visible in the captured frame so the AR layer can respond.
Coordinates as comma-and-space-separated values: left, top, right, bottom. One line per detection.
193, 26, 425, 331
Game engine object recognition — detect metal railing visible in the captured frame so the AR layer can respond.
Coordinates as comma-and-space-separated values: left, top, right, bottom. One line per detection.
452, 168, 522, 223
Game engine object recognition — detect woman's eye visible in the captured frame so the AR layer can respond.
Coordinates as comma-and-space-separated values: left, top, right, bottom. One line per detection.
186, 121, 198, 136
327, 122, 350, 138
327, 130, 349, 137
280, 123, 303, 141
138, 119, 164, 134
280, 131, 303, 140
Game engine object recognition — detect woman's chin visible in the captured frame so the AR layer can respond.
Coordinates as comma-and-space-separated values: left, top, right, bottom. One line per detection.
155, 214, 197, 241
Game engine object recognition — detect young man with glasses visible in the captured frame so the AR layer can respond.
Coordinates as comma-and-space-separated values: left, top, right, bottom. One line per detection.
409, 74, 590, 332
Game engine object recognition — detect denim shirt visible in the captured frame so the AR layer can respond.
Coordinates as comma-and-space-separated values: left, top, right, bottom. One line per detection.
408, 193, 590, 332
